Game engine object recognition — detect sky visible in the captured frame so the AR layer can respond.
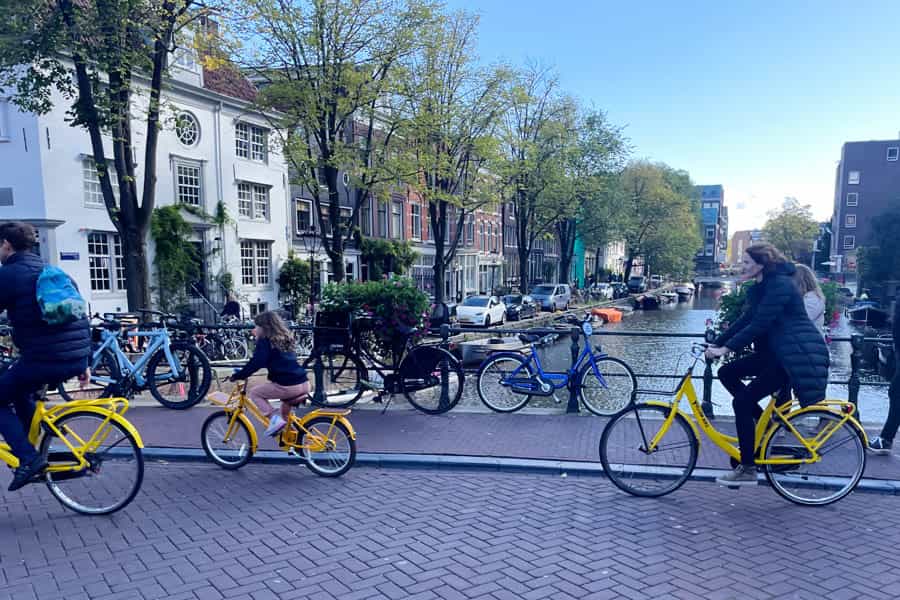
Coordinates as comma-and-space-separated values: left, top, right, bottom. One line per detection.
445, 0, 900, 232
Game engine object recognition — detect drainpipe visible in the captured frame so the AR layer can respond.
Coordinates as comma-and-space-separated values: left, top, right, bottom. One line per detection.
213, 101, 226, 289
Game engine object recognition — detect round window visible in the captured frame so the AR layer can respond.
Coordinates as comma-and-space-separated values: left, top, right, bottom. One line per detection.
176, 112, 200, 147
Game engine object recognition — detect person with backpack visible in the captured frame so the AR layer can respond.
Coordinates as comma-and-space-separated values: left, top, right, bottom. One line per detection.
0, 222, 91, 491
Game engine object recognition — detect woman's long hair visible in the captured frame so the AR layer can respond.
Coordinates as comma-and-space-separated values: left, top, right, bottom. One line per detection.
254, 311, 294, 353
745, 242, 789, 274
794, 263, 824, 300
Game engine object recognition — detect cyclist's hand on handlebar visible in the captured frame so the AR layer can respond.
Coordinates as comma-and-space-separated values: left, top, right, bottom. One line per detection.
704, 345, 729, 360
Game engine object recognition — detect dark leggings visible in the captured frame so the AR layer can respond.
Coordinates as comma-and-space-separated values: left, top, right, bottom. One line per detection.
718, 353, 789, 466
879, 367, 900, 442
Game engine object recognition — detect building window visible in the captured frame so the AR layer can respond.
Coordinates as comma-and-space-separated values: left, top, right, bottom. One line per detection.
235, 122, 267, 161
410, 204, 421, 240
360, 199, 371, 236
705, 226, 715, 240
175, 112, 200, 147
240, 240, 271, 286
848, 171, 860, 185
87, 232, 126, 292
378, 202, 388, 237
296, 199, 313, 233
480, 222, 486, 249
0, 99, 9, 142
237, 182, 269, 220
249, 302, 268, 317
391, 201, 403, 239
466, 216, 474, 244
846, 192, 858, 206
888, 147, 899, 162
843, 235, 855, 250
83, 159, 119, 208
175, 161, 202, 206
845, 214, 856, 228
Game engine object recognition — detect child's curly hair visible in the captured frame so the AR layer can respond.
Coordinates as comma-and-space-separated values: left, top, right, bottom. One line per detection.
254, 311, 294, 353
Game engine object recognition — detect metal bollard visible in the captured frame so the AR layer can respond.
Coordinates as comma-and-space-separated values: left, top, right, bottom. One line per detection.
312, 353, 325, 405
848, 333, 863, 417
566, 326, 581, 414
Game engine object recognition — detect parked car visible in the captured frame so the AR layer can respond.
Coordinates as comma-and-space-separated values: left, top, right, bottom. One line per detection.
590, 283, 613, 300
455, 295, 507, 327
649, 275, 664, 288
503, 294, 538, 321
610, 282, 629, 299
530, 284, 572, 312
626, 276, 647, 294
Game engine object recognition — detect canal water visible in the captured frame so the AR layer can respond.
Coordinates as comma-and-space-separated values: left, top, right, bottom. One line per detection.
471, 284, 890, 424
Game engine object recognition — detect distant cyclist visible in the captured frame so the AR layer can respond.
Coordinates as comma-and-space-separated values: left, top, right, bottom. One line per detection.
0, 222, 91, 491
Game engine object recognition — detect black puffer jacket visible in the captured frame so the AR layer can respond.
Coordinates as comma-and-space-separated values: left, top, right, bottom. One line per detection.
715, 262, 829, 406
0, 251, 91, 363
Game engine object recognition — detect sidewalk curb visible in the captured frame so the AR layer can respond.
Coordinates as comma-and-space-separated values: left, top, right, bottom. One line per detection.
142, 447, 900, 496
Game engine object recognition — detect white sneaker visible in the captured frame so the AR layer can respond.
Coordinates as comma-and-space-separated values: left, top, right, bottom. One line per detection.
265, 414, 286, 437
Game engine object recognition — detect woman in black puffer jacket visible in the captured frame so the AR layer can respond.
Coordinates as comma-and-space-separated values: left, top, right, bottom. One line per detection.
706, 242, 829, 486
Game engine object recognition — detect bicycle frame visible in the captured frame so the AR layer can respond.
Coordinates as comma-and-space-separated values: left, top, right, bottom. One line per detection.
208, 383, 356, 456
507, 333, 609, 392
642, 354, 867, 466
0, 397, 143, 469
94, 326, 180, 387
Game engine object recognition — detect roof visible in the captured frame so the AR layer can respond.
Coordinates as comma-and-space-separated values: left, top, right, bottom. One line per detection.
202, 62, 257, 102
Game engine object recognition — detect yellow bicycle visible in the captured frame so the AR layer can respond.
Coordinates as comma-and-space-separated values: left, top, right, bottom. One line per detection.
0, 393, 145, 515
599, 344, 868, 505
201, 380, 357, 477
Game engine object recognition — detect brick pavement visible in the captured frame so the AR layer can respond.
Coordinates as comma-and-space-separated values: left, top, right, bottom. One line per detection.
1, 463, 899, 600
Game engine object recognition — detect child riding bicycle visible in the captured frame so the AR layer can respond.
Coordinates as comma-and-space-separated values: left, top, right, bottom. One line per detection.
229, 311, 309, 437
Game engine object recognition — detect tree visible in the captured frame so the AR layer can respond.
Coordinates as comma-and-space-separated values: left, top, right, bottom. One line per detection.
229, 0, 435, 282
277, 252, 311, 313
498, 64, 574, 293
551, 107, 628, 284
610, 161, 701, 281
399, 9, 508, 304
762, 197, 819, 261
0, 0, 213, 310
360, 238, 417, 280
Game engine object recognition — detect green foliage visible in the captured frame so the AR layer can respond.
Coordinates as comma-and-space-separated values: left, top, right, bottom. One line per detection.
857, 210, 900, 285
150, 206, 199, 312
820, 281, 840, 325
218, 271, 234, 294
762, 198, 819, 261
277, 252, 311, 311
319, 278, 430, 355
361, 238, 418, 280
714, 281, 754, 332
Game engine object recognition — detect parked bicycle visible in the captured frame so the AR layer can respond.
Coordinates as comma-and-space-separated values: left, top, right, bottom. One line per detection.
194, 322, 249, 362
56, 309, 212, 409
304, 312, 465, 414
598, 343, 867, 505
201, 379, 356, 476
475, 314, 637, 415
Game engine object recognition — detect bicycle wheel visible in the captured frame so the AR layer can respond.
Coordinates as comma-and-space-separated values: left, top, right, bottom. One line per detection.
303, 350, 366, 408
39, 410, 144, 515
298, 416, 356, 477
222, 337, 249, 361
399, 346, 464, 414
56, 347, 121, 401
762, 409, 866, 506
294, 330, 313, 357
196, 336, 222, 362
476, 353, 533, 413
599, 403, 698, 497
146, 342, 212, 409
578, 356, 637, 416
201, 410, 254, 469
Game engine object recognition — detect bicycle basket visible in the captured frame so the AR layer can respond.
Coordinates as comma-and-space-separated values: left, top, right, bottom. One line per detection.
313, 311, 352, 349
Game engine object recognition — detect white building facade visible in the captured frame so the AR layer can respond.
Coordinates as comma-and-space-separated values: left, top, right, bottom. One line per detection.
0, 56, 291, 318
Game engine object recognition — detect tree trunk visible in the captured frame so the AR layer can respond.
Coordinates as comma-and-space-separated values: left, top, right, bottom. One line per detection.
517, 244, 529, 294
430, 201, 446, 305
557, 218, 576, 285
623, 253, 635, 283
123, 224, 151, 309
320, 165, 346, 282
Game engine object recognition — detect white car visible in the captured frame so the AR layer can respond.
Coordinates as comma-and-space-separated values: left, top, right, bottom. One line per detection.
456, 295, 506, 327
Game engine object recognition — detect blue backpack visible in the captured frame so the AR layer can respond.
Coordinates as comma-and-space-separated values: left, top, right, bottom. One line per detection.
36, 266, 87, 325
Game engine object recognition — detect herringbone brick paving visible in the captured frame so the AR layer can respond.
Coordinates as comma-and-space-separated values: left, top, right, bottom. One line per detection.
1, 463, 898, 599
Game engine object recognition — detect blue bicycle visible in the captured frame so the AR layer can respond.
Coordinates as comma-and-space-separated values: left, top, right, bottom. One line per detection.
475, 314, 637, 415
57, 310, 212, 409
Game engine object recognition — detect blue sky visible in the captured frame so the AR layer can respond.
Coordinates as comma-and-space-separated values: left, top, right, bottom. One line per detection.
446, 0, 900, 231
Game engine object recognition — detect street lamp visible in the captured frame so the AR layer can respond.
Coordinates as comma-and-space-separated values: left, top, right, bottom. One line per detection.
300, 227, 321, 316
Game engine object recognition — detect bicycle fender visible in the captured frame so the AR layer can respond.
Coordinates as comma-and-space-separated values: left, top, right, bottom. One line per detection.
768, 405, 869, 446
301, 410, 357, 440
477, 351, 529, 372
642, 401, 702, 448
49, 406, 146, 449
226, 411, 259, 454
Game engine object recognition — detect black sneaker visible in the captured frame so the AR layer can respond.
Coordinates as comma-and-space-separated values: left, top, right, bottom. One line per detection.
8, 454, 48, 492
869, 436, 893, 456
